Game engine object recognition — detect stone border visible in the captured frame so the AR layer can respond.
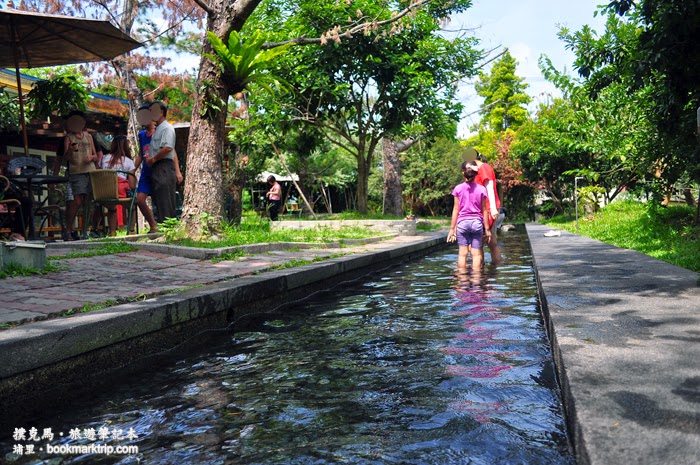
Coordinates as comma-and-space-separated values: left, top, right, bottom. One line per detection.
526, 223, 700, 465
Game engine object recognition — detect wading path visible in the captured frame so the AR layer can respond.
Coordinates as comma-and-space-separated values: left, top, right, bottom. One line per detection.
527, 223, 700, 465
0, 232, 446, 430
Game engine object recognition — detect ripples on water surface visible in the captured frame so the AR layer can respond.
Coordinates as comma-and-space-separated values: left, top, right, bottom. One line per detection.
7, 229, 573, 464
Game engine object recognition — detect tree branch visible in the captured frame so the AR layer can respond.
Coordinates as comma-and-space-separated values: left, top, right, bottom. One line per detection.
261, 0, 431, 49
396, 138, 418, 152
475, 46, 506, 71
191, 0, 214, 17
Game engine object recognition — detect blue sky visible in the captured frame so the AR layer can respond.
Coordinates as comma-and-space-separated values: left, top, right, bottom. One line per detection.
452, 0, 606, 136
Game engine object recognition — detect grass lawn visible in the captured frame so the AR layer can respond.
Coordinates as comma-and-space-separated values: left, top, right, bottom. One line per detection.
168, 217, 385, 249
541, 200, 700, 272
161, 211, 448, 249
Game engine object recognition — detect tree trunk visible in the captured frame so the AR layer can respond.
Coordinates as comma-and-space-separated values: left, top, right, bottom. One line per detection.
228, 154, 246, 225
355, 156, 370, 214
181, 51, 228, 237
320, 183, 332, 213
382, 138, 402, 216
180, 0, 261, 238
116, 0, 143, 158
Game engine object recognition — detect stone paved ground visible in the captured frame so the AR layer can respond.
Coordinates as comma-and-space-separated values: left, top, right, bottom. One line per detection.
0, 236, 427, 326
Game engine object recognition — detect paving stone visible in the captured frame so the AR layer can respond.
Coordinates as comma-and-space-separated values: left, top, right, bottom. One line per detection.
0, 310, 46, 324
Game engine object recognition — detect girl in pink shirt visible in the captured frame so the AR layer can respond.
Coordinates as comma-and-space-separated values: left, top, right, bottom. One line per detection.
448, 161, 490, 269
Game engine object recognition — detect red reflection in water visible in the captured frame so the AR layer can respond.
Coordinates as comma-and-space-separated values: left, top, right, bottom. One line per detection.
441, 347, 519, 358
449, 399, 511, 424
443, 269, 519, 424
452, 305, 502, 316
463, 314, 506, 326
447, 364, 512, 378
455, 328, 500, 340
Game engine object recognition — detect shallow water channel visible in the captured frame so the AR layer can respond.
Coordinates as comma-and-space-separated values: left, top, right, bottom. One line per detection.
7, 229, 574, 464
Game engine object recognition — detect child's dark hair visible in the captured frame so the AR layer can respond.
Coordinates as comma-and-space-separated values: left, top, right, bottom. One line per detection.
460, 161, 478, 182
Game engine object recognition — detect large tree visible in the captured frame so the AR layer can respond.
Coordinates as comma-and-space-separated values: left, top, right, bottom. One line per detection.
243, 0, 481, 214
474, 50, 531, 132
565, 2, 700, 208
466, 50, 532, 213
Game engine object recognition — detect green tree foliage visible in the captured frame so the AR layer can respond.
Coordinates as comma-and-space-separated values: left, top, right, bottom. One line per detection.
564, 2, 700, 206
244, 0, 482, 213
401, 138, 464, 216
26, 73, 90, 119
205, 29, 292, 98
134, 73, 197, 122
511, 97, 587, 215
0, 87, 20, 132
603, 0, 700, 126
474, 51, 532, 132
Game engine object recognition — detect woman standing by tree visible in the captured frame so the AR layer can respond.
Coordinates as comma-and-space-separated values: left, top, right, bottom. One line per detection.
265, 175, 282, 221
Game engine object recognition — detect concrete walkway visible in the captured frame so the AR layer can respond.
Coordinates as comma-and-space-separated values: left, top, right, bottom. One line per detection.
526, 223, 700, 465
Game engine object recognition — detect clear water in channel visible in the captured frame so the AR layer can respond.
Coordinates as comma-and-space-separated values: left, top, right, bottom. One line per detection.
9, 228, 574, 464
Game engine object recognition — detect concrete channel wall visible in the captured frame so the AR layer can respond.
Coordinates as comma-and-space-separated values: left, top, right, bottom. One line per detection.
0, 233, 446, 429
526, 223, 700, 465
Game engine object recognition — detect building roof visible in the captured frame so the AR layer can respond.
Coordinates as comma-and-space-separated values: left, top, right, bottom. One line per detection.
0, 68, 128, 108
0, 68, 129, 137
257, 171, 299, 182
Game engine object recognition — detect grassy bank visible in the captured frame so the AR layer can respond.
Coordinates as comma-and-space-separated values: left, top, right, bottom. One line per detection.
169, 220, 383, 249
541, 200, 700, 272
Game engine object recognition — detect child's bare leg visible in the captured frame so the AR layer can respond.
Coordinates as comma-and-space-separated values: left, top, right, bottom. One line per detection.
458, 245, 470, 269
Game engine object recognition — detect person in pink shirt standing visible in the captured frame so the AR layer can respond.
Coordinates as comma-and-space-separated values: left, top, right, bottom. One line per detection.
265, 175, 282, 221
448, 161, 490, 269
473, 150, 501, 264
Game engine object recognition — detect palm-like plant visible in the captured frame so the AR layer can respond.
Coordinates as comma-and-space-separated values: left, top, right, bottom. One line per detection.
206, 29, 292, 96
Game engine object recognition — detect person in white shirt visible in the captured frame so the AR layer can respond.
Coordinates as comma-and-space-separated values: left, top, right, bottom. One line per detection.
146, 101, 177, 222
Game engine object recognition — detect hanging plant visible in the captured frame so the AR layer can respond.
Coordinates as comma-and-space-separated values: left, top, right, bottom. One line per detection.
27, 74, 90, 119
